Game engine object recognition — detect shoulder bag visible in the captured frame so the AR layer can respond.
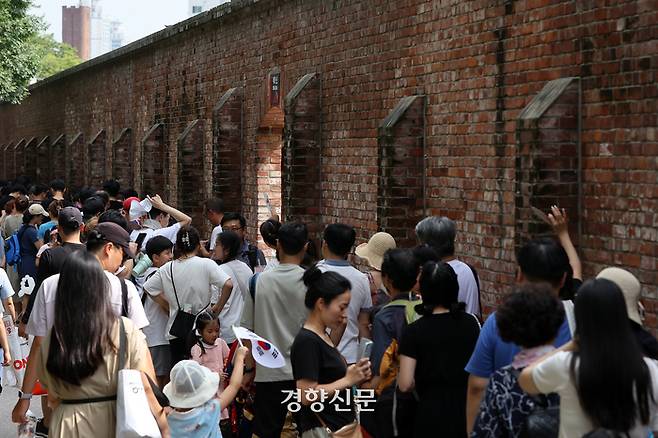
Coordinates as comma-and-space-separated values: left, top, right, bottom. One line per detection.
168, 262, 209, 339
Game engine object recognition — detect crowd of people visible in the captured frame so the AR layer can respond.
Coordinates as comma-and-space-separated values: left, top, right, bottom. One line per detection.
0, 176, 656, 438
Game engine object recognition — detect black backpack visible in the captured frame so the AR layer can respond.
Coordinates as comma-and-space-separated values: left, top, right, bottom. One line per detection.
511, 369, 559, 438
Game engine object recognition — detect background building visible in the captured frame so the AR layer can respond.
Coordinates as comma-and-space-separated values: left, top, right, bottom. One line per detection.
188, 0, 229, 16
62, 3, 91, 60
64, 0, 123, 60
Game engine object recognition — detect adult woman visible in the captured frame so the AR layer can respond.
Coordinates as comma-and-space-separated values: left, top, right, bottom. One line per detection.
213, 230, 253, 346
397, 261, 480, 437
144, 225, 233, 365
17, 204, 49, 282
472, 283, 563, 437
260, 218, 281, 271
355, 231, 397, 307
37, 200, 63, 243
1, 195, 28, 239
291, 266, 372, 437
520, 279, 658, 437
35, 251, 168, 438
2, 196, 29, 293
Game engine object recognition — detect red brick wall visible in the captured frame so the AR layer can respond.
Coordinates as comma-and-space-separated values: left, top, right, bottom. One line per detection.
0, 0, 656, 328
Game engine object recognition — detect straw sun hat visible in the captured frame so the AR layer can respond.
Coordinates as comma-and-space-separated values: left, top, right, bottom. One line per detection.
355, 232, 397, 271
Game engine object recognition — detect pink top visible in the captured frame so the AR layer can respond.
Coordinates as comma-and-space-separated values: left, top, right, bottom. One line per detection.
191, 338, 230, 419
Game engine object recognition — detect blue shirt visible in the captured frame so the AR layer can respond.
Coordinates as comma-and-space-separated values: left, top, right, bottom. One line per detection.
465, 310, 571, 378
168, 399, 222, 438
37, 220, 56, 240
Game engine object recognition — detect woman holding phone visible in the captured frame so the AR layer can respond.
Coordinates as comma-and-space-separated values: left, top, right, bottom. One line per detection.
291, 266, 372, 438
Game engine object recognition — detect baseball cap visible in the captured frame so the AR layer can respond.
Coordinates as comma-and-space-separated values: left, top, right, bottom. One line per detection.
123, 196, 140, 212
95, 222, 135, 258
58, 206, 84, 227
145, 235, 174, 258
28, 203, 49, 217
596, 267, 642, 324
164, 360, 219, 409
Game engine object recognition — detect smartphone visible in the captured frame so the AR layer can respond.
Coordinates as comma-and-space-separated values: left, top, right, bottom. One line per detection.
358, 339, 373, 360
135, 232, 147, 252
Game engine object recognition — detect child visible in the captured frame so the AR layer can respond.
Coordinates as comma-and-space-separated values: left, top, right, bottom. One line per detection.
165, 346, 248, 438
189, 312, 231, 434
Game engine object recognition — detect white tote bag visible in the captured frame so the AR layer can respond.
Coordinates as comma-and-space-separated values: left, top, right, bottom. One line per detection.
115, 319, 161, 438
2, 314, 29, 388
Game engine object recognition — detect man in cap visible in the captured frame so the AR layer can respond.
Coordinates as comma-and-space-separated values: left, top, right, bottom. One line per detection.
597, 267, 658, 360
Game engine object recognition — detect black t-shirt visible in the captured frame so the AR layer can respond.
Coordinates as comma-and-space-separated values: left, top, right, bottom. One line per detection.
291, 328, 355, 433
21, 243, 86, 324
398, 312, 480, 437
37, 243, 86, 284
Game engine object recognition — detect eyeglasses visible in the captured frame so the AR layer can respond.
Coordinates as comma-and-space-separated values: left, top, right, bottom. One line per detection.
224, 225, 243, 232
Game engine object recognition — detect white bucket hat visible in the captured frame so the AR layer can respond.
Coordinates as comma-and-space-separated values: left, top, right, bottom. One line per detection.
163, 360, 219, 409
355, 232, 396, 271
596, 267, 642, 325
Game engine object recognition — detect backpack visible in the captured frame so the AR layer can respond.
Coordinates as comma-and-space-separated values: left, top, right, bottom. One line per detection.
376, 298, 421, 437
510, 369, 559, 438
375, 299, 421, 395
5, 226, 27, 266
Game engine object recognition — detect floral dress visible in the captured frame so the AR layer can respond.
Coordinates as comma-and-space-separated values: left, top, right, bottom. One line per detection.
471, 347, 560, 438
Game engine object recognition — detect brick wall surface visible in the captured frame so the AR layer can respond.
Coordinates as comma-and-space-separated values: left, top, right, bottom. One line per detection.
0, 0, 656, 327
112, 128, 133, 188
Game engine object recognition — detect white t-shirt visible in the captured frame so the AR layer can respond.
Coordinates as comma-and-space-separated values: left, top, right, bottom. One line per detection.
214, 259, 252, 344
139, 267, 169, 348
263, 258, 279, 272
208, 224, 223, 251
26, 271, 149, 337
0, 268, 14, 318
130, 222, 182, 248
447, 259, 480, 316
144, 256, 230, 340
317, 259, 373, 364
532, 351, 658, 437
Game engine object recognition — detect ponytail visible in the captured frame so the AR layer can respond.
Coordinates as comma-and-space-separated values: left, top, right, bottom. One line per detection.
176, 225, 201, 255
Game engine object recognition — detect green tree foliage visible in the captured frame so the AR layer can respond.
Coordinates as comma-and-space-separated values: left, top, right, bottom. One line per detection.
0, 0, 41, 103
33, 33, 82, 81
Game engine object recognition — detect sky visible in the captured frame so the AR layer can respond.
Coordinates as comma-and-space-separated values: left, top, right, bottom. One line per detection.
30, 0, 190, 45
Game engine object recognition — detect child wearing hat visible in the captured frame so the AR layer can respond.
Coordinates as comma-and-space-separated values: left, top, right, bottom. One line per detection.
165, 346, 248, 437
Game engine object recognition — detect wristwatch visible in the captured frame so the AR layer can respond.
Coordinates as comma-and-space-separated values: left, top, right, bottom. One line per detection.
18, 390, 32, 400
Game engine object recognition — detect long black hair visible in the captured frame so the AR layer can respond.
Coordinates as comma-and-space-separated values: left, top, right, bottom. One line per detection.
46, 250, 116, 385
571, 279, 654, 431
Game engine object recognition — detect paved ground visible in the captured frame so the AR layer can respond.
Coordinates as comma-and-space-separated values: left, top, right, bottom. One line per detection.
1, 340, 43, 437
